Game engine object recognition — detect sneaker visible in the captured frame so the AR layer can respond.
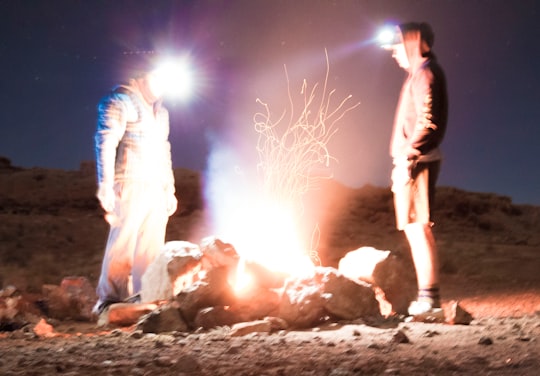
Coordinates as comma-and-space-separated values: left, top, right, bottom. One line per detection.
123, 293, 141, 304
92, 299, 117, 315
408, 300, 439, 316
407, 300, 444, 322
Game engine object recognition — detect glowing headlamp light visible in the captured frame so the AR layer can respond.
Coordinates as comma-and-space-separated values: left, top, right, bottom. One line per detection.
377, 26, 400, 50
149, 57, 193, 100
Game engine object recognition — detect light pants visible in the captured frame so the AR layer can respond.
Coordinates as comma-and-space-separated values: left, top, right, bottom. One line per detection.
96, 181, 168, 303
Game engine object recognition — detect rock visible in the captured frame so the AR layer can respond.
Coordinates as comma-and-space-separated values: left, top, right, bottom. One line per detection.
141, 237, 240, 304
338, 247, 391, 283
444, 300, 473, 325
140, 241, 203, 303
391, 330, 410, 344
278, 267, 382, 328
338, 248, 417, 315
32, 318, 56, 338
42, 276, 96, 321
278, 275, 327, 329
406, 308, 445, 323
229, 320, 273, 337
229, 285, 281, 322
371, 253, 417, 315
0, 286, 19, 298
0, 297, 26, 331
200, 236, 240, 270
319, 268, 381, 320
263, 316, 289, 331
154, 356, 173, 367
1, 286, 41, 331
106, 302, 158, 327
478, 336, 493, 345
136, 302, 188, 333
175, 267, 236, 324
193, 306, 241, 330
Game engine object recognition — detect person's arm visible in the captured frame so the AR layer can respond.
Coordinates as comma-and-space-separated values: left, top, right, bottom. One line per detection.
407, 66, 447, 158
94, 93, 128, 212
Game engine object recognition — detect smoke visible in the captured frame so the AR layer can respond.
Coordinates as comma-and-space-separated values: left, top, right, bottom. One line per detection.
202, 50, 361, 267
204, 141, 254, 240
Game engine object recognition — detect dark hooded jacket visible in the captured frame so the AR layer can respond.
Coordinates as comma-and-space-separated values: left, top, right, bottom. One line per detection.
390, 27, 448, 162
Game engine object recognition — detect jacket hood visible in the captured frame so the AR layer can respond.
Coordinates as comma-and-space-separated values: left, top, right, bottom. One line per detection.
398, 22, 434, 72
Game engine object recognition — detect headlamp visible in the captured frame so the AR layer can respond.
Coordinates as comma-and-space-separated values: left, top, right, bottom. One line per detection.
149, 57, 193, 100
377, 26, 400, 50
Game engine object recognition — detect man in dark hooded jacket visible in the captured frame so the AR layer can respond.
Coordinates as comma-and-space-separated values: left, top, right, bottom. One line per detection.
384, 22, 448, 316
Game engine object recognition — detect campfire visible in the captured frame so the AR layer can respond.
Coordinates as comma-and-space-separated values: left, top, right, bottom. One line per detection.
129, 236, 416, 333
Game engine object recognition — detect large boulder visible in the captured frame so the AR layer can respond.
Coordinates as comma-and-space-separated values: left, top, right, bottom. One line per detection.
278, 275, 327, 329
319, 268, 380, 320
175, 267, 236, 325
338, 247, 417, 315
278, 267, 382, 328
141, 241, 203, 303
136, 302, 189, 333
229, 285, 281, 322
371, 253, 417, 315
193, 306, 241, 330
141, 238, 240, 304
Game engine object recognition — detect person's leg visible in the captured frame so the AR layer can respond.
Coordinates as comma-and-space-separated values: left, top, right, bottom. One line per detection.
130, 183, 169, 296
404, 162, 442, 314
404, 222, 440, 305
95, 183, 140, 307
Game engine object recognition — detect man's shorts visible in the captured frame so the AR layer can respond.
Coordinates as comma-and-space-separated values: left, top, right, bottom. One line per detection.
392, 161, 440, 230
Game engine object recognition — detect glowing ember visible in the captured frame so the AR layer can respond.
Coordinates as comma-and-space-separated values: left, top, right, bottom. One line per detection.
232, 258, 254, 293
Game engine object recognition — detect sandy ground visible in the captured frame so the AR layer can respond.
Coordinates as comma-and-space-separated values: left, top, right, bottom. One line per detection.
0, 314, 539, 375
0, 165, 539, 375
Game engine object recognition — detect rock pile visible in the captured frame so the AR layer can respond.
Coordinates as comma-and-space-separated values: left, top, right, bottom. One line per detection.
0, 238, 473, 336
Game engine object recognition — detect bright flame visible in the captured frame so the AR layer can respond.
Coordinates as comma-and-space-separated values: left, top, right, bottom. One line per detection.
217, 199, 315, 293
232, 258, 254, 293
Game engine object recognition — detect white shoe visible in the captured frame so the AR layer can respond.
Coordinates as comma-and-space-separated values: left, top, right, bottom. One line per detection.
408, 300, 444, 316
407, 300, 444, 322
408, 300, 436, 315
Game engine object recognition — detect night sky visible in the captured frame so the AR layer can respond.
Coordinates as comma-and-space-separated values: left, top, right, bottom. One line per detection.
1, 0, 539, 205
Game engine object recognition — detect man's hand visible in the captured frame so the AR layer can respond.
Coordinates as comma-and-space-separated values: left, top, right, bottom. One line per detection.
166, 190, 178, 216
391, 156, 417, 192
406, 156, 418, 179
96, 184, 115, 213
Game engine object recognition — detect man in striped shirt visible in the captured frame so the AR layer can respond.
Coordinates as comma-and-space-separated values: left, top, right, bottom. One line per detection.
93, 54, 178, 315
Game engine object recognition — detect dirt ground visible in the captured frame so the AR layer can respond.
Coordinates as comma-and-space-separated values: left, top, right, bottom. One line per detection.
0, 164, 539, 375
